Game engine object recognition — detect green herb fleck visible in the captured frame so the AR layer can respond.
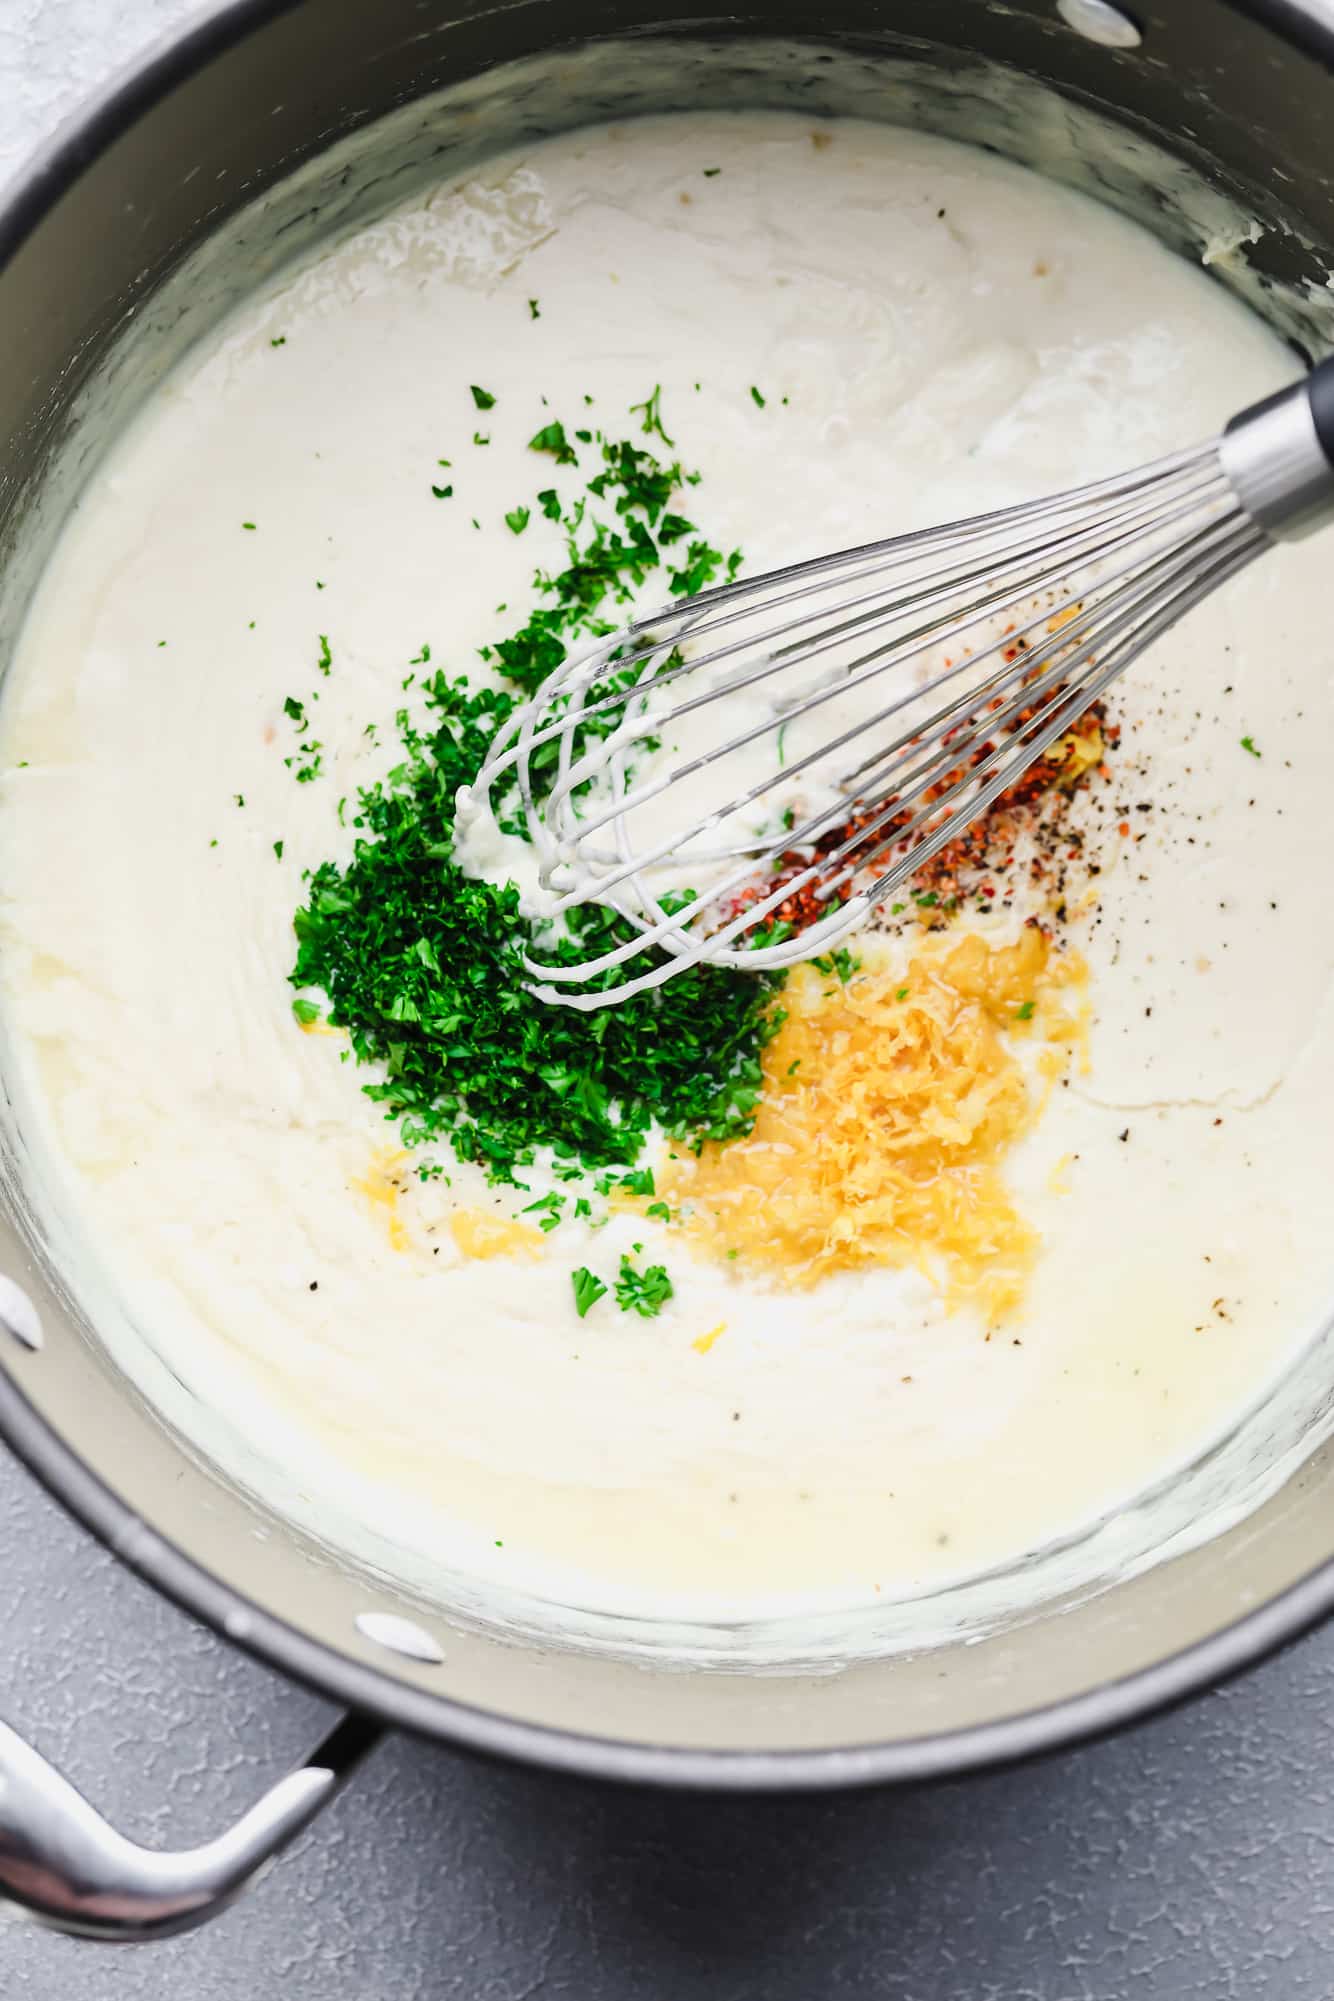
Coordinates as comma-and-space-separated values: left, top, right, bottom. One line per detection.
529, 421, 577, 465
1014, 1000, 1036, 1022
811, 947, 860, 982
749, 386, 766, 408
572, 1266, 607, 1318
522, 1191, 566, 1234
1241, 735, 1261, 758
629, 384, 674, 448
432, 483, 454, 500
274, 840, 285, 861
614, 1254, 674, 1318
470, 385, 496, 410
317, 634, 332, 675
504, 507, 531, 536
528, 299, 541, 320
292, 997, 321, 1027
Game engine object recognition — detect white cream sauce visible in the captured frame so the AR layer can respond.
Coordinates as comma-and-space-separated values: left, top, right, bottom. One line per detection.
4, 113, 1334, 1638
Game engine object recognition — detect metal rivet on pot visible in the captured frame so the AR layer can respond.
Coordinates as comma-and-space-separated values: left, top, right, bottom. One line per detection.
0, 1276, 42, 1351
1056, 0, 1143, 48
354, 1611, 445, 1665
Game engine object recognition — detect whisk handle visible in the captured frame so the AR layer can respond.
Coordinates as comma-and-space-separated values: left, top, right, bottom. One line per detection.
1220, 353, 1334, 541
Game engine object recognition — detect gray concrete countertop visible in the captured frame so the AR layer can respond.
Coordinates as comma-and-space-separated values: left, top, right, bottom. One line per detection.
2, 5, 1332, 1994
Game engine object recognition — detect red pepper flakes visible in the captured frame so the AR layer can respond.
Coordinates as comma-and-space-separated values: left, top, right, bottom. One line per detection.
732, 680, 1115, 943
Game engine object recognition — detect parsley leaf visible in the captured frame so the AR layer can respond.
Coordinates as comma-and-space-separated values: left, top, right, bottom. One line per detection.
571, 1266, 607, 1317
614, 1254, 674, 1318
529, 421, 578, 465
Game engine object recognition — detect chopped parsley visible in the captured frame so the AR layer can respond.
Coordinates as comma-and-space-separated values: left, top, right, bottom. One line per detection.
432, 482, 454, 500
522, 1191, 566, 1233
290, 398, 781, 1187
1241, 735, 1261, 758
614, 1254, 674, 1318
811, 947, 860, 982
290, 671, 776, 1180
317, 634, 332, 675
504, 507, 531, 536
529, 421, 577, 465
470, 385, 496, 410
749, 386, 766, 408
273, 840, 285, 861
1014, 1000, 1036, 1022
528, 299, 541, 320
571, 1266, 607, 1317
629, 383, 674, 448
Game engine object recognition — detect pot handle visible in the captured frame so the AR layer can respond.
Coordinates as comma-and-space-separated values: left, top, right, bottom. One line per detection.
0, 1709, 381, 1940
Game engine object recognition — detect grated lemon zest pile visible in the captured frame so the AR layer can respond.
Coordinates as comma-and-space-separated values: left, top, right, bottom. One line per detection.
665, 930, 1086, 1322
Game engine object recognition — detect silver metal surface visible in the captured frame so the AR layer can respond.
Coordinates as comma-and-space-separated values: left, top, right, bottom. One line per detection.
0, 1276, 42, 1351
354, 1613, 447, 1665
1220, 375, 1334, 540
0, 1712, 374, 1940
1056, 0, 1144, 48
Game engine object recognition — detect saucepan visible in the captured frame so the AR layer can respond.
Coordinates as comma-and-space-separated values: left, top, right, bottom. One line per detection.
1, 0, 1332, 1943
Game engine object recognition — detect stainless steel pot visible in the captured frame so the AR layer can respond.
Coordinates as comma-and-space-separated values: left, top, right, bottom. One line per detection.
1, 0, 1332, 1943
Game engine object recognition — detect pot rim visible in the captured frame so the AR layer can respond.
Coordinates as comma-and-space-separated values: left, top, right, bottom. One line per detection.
2, 0, 1334, 1792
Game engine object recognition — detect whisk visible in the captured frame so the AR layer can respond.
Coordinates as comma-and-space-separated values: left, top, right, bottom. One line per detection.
463, 359, 1334, 1010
